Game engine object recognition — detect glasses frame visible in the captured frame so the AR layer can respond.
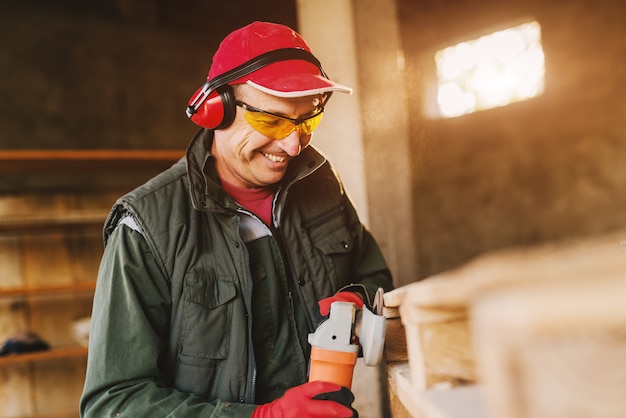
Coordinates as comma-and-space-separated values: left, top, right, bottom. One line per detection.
235, 100, 325, 139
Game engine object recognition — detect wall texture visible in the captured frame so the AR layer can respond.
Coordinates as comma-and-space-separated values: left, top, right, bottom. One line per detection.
0, 0, 297, 150
397, 0, 626, 278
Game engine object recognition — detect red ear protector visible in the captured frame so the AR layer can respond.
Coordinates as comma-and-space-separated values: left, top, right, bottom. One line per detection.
186, 48, 328, 130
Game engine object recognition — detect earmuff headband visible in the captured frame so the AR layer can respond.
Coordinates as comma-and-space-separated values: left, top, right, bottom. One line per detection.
186, 48, 326, 117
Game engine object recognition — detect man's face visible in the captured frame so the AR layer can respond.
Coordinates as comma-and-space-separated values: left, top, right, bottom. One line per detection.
212, 84, 321, 189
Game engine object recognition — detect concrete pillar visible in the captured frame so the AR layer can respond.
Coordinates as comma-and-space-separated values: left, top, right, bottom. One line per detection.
296, 0, 369, 224
296, 1, 415, 417
296, 0, 417, 286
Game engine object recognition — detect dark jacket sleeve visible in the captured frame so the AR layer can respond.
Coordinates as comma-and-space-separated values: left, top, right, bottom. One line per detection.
79, 223, 257, 417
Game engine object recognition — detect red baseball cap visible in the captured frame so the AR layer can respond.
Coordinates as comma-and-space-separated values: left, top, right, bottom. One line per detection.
207, 21, 352, 98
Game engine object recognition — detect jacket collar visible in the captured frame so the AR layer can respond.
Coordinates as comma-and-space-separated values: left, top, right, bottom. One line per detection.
186, 129, 327, 212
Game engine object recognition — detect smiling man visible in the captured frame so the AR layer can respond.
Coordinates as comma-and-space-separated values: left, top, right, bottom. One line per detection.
80, 21, 393, 418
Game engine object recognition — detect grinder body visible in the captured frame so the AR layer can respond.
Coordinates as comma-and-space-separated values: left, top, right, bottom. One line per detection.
307, 290, 386, 389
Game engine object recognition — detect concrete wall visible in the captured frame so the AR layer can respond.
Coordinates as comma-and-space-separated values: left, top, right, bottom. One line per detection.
396, 0, 626, 278
0, 0, 296, 150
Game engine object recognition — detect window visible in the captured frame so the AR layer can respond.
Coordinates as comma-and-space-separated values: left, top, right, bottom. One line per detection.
435, 21, 545, 118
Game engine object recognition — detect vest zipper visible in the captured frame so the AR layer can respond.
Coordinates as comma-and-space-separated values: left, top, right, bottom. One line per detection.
271, 187, 315, 331
234, 214, 257, 404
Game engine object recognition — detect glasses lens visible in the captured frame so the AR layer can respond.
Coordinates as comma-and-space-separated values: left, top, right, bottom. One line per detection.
299, 112, 323, 136
243, 112, 294, 139
243, 110, 324, 140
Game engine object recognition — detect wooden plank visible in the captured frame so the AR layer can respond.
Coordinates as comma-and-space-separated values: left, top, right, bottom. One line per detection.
385, 317, 409, 364
472, 274, 626, 418
0, 364, 34, 417
0, 235, 23, 291
400, 306, 474, 389
0, 148, 183, 161
0, 209, 107, 232
0, 149, 183, 173
387, 363, 486, 418
32, 356, 87, 416
388, 363, 421, 418
0, 150, 183, 192
22, 232, 74, 289
16, 410, 80, 418
0, 234, 30, 418
0, 283, 96, 298
420, 385, 486, 418
384, 287, 410, 364
28, 294, 93, 348
0, 192, 117, 217
0, 356, 86, 417
65, 231, 103, 286
418, 313, 474, 387
0, 346, 88, 367
0, 235, 29, 365
0, 196, 99, 418
384, 286, 410, 310
388, 387, 415, 418
399, 229, 626, 392
401, 230, 626, 309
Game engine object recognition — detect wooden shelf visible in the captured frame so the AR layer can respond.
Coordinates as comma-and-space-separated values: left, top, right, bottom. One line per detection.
0, 282, 96, 298
0, 149, 185, 192
0, 149, 184, 173
0, 345, 88, 367
0, 209, 108, 232
0, 149, 160, 417
16, 412, 80, 418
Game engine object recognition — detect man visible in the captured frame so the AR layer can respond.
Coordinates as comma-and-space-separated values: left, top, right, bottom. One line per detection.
80, 21, 393, 417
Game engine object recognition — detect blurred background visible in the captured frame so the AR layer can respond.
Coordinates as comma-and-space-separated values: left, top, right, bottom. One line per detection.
1, 0, 624, 417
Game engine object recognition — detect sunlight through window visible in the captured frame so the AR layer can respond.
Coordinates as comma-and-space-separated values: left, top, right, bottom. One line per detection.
435, 21, 545, 117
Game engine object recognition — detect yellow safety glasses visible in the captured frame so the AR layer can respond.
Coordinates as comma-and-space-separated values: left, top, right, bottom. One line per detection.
236, 101, 324, 140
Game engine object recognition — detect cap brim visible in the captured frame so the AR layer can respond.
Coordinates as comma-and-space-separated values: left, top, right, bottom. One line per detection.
246, 75, 353, 98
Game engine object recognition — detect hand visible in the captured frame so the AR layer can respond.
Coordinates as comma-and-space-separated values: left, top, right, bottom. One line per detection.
318, 292, 364, 316
252, 381, 357, 418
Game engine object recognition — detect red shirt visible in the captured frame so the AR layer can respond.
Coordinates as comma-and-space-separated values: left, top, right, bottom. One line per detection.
221, 179, 276, 226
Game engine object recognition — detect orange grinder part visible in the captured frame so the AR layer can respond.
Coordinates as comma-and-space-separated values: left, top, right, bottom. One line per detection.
308, 346, 358, 389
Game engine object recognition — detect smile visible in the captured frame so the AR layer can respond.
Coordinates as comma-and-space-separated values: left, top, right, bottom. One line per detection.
262, 152, 287, 163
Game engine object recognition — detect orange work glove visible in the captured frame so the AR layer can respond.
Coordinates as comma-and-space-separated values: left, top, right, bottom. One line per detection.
318, 292, 364, 316
252, 381, 357, 418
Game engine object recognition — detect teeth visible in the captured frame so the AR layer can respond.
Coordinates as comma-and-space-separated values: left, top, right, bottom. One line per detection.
263, 152, 286, 163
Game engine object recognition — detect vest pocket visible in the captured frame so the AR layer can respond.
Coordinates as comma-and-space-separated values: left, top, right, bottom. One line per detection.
180, 274, 236, 359
307, 206, 354, 256
306, 208, 355, 284
174, 354, 219, 397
